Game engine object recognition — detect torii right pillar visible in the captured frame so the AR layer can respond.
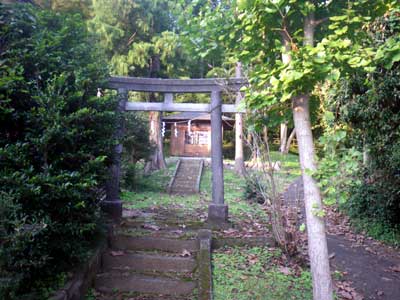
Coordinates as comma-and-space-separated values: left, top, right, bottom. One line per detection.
208, 90, 228, 224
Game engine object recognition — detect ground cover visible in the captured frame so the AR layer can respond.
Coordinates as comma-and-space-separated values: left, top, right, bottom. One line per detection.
213, 246, 312, 300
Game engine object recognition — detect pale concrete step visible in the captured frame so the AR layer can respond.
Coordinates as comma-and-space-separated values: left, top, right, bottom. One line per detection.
170, 159, 202, 195
174, 176, 196, 181
102, 251, 196, 273
120, 219, 204, 232
172, 184, 196, 190
110, 235, 198, 253
95, 273, 196, 295
171, 189, 196, 194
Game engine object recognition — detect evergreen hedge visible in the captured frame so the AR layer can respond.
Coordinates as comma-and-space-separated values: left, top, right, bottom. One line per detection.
0, 3, 117, 298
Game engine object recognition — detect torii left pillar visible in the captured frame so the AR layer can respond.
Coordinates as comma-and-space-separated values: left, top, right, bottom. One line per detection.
208, 91, 228, 223
102, 88, 127, 219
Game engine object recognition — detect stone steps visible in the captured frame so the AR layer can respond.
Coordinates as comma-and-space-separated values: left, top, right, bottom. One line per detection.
170, 159, 203, 194
95, 272, 196, 296
92, 208, 212, 300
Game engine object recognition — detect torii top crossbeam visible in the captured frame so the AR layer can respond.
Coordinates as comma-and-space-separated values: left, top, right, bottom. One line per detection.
108, 76, 246, 92
108, 76, 247, 113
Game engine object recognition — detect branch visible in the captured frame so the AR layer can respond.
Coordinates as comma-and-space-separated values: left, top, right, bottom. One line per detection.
313, 17, 329, 27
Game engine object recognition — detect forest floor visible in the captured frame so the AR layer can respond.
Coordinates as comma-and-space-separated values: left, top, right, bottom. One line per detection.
283, 178, 400, 300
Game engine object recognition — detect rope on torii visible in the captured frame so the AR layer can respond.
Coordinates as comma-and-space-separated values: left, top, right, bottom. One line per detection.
174, 122, 178, 137
161, 122, 165, 137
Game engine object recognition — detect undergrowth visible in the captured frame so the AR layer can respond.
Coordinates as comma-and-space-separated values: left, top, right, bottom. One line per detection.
213, 246, 312, 300
349, 218, 400, 247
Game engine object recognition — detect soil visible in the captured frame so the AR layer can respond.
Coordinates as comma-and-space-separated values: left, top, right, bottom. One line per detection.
283, 177, 400, 300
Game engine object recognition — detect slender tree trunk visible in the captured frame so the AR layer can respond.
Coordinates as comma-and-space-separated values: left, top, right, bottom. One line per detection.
292, 95, 333, 300
235, 62, 245, 175
279, 122, 288, 153
144, 54, 166, 172
280, 13, 333, 300
262, 126, 268, 144
362, 136, 370, 167
145, 111, 166, 173
279, 35, 291, 155
289, 12, 333, 300
283, 128, 296, 154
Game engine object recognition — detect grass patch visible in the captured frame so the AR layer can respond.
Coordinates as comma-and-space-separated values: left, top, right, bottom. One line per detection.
213, 246, 312, 300
122, 152, 301, 221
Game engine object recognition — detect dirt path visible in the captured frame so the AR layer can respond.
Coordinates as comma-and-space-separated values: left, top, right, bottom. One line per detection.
283, 177, 400, 300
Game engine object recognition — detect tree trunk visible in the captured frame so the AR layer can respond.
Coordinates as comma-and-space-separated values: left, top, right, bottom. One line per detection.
234, 62, 245, 176
362, 136, 370, 167
144, 55, 166, 173
263, 126, 268, 144
289, 12, 333, 300
279, 122, 288, 153
144, 111, 166, 173
283, 128, 296, 154
292, 95, 333, 300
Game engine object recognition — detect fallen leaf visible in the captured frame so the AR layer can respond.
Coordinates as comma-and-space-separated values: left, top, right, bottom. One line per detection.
388, 265, 400, 272
376, 290, 384, 296
223, 228, 238, 235
122, 209, 141, 218
338, 290, 353, 299
180, 249, 191, 257
170, 230, 183, 235
278, 266, 291, 275
248, 254, 259, 265
142, 224, 160, 231
110, 250, 124, 256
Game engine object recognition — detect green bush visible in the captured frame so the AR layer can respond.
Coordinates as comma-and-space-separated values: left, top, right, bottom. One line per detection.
122, 113, 152, 190
318, 9, 400, 238
0, 3, 117, 298
346, 180, 400, 227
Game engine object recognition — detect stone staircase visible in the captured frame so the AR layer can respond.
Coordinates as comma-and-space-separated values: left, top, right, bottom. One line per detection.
93, 209, 209, 300
169, 159, 203, 194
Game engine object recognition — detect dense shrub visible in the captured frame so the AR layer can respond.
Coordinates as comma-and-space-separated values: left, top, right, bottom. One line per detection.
0, 3, 117, 298
339, 65, 400, 228
323, 10, 400, 232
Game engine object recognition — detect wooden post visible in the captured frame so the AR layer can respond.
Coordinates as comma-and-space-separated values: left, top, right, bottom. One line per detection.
208, 91, 228, 223
164, 93, 173, 104
102, 88, 127, 219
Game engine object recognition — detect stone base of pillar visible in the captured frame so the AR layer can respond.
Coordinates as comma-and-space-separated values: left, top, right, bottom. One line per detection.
101, 200, 123, 219
207, 203, 228, 224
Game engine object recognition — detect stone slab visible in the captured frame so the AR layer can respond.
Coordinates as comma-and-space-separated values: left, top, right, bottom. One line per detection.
95, 273, 196, 295
207, 203, 228, 223
102, 252, 196, 273
197, 230, 212, 300
212, 236, 273, 249
111, 235, 199, 253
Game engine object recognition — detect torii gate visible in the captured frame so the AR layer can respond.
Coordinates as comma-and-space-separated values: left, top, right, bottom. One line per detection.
102, 76, 246, 224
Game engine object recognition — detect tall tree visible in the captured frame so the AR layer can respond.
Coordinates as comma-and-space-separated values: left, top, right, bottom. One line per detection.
88, 0, 192, 170
231, 0, 394, 299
